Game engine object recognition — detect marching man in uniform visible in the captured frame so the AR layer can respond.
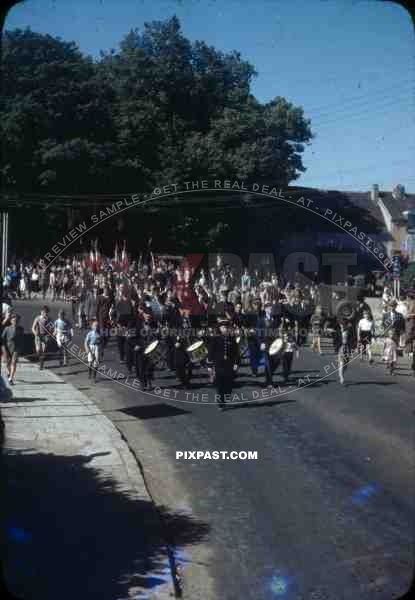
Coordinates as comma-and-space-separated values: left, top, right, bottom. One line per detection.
174, 336, 192, 389
208, 318, 239, 410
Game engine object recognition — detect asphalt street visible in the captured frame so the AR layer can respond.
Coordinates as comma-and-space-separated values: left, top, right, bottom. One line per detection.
13, 300, 415, 600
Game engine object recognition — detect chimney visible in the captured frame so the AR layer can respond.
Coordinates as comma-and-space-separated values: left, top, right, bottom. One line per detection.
392, 184, 405, 201
370, 184, 379, 204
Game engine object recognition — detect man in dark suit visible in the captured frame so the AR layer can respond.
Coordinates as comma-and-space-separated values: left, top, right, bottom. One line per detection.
174, 336, 192, 389
245, 299, 263, 377
134, 309, 158, 390
258, 302, 280, 387
382, 300, 405, 343
208, 319, 239, 410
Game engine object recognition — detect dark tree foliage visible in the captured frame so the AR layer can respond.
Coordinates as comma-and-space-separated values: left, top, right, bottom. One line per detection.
2, 17, 314, 254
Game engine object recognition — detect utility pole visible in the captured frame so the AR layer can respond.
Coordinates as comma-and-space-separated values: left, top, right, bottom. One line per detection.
0, 3, 24, 385
0, 210, 8, 279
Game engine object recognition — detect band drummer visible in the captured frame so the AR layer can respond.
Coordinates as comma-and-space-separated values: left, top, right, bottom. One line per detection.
259, 302, 279, 387
135, 308, 157, 390
208, 318, 239, 410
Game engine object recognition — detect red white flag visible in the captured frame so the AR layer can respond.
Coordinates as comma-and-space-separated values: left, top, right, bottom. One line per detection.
112, 243, 120, 269
89, 246, 96, 273
95, 246, 102, 272
121, 241, 129, 273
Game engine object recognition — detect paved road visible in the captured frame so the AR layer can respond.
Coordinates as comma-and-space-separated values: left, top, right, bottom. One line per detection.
14, 300, 415, 600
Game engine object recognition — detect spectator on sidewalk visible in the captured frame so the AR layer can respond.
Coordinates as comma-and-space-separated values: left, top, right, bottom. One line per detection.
53, 309, 73, 367
2, 313, 24, 385
84, 319, 101, 382
382, 330, 398, 375
32, 305, 54, 370
382, 300, 406, 345
338, 320, 353, 386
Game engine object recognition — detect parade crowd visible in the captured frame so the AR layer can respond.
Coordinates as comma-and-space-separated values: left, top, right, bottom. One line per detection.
2, 252, 415, 402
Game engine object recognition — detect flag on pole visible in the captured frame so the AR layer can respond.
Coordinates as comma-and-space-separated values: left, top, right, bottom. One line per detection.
112, 242, 120, 269
94, 239, 105, 272
89, 244, 96, 273
121, 241, 129, 273
95, 245, 102, 272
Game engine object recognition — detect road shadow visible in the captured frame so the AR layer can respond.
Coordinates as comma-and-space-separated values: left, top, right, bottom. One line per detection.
54, 369, 89, 377
119, 403, 191, 420
291, 369, 321, 374
15, 381, 67, 385
345, 381, 398, 386
223, 398, 296, 411
1, 398, 48, 404
0, 447, 209, 600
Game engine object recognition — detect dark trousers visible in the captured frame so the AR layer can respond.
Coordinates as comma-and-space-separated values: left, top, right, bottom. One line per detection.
248, 339, 261, 375
136, 351, 153, 388
215, 368, 234, 404
282, 353, 293, 380
264, 353, 281, 385
166, 336, 176, 370
71, 300, 77, 322
176, 364, 192, 386
126, 338, 137, 372
117, 336, 126, 361
296, 320, 309, 347
117, 315, 131, 361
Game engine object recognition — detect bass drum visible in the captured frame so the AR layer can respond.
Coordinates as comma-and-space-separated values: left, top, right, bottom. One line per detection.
269, 338, 284, 356
144, 340, 163, 367
186, 340, 208, 364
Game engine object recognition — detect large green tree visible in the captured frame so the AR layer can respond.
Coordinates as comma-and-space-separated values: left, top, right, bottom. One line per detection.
2, 17, 314, 254
1, 28, 117, 193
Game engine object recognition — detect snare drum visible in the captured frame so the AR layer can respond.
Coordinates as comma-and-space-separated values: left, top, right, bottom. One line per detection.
186, 340, 208, 364
144, 340, 163, 366
269, 338, 284, 356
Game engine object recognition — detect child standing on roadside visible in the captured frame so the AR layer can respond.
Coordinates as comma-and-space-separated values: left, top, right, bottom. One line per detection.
310, 305, 324, 355
84, 319, 101, 382
2, 314, 24, 385
338, 320, 353, 386
382, 330, 398, 375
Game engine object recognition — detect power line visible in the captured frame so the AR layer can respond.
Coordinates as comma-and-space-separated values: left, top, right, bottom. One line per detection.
303, 78, 414, 116
310, 95, 413, 125
310, 104, 414, 132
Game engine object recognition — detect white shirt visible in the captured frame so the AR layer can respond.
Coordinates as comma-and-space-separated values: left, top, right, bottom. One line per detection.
396, 302, 408, 318
358, 318, 374, 332
2, 302, 11, 320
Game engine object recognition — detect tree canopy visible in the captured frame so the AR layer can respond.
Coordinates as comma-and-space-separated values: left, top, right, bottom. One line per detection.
2, 17, 314, 254
2, 16, 313, 194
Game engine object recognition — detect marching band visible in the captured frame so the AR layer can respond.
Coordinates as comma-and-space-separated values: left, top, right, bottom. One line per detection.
76, 291, 306, 408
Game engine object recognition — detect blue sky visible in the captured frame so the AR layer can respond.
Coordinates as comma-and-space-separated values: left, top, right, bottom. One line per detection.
5, 0, 415, 192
